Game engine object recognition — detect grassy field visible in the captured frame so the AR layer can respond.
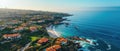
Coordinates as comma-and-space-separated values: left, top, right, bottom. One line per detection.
30, 36, 39, 42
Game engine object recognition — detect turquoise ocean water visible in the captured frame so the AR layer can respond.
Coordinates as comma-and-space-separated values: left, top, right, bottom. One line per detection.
55, 7, 120, 51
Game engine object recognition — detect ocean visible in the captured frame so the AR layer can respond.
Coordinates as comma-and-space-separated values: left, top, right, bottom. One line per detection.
55, 7, 120, 51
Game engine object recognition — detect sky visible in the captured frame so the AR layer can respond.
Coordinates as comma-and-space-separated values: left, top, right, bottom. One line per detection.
0, 0, 120, 12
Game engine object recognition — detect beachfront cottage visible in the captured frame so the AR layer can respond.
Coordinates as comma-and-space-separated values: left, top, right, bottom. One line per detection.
37, 37, 48, 44
3, 33, 21, 40
30, 26, 38, 32
46, 45, 61, 51
55, 37, 67, 45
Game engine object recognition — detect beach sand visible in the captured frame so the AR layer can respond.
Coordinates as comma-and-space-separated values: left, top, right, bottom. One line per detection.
46, 26, 60, 38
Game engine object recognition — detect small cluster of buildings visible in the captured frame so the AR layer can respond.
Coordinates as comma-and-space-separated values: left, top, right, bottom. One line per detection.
13, 23, 38, 32
46, 45, 61, 51
55, 37, 68, 45
29, 37, 68, 51
2, 23, 38, 41
13, 26, 24, 32
3, 33, 21, 40
45, 37, 67, 51
29, 20, 45, 24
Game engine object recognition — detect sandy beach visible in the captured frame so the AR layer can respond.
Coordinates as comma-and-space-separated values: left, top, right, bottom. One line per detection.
46, 26, 60, 38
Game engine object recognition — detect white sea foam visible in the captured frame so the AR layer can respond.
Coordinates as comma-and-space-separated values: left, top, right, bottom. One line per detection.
46, 26, 61, 38
75, 38, 97, 51
107, 44, 111, 50
103, 41, 112, 50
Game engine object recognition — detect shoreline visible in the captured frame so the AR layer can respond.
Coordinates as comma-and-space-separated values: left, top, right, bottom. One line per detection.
46, 26, 61, 38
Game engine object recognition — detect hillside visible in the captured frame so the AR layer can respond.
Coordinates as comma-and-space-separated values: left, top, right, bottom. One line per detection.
0, 8, 70, 19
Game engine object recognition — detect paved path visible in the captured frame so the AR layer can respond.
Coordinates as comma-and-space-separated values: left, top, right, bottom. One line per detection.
19, 42, 31, 51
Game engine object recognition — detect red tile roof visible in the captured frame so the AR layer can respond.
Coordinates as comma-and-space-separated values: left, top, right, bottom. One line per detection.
55, 37, 67, 45
52, 45, 61, 50
30, 26, 37, 31
46, 47, 56, 51
46, 45, 61, 51
14, 26, 24, 30
3, 33, 21, 37
37, 37, 48, 44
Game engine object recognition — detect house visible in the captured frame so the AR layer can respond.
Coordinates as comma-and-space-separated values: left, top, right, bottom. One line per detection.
13, 26, 24, 32
46, 47, 56, 51
46, 45, 61, 51
21, 23, 27, 27
52, 45, 61, 50
29, 21, 36, 24
55, 37, 67, 45
37, 20, 45, 23
30, 26, 38, 32
37, 37, 48, 44
3, 33, 21, 40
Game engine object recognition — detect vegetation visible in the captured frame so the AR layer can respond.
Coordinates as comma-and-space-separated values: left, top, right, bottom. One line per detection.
31, 36, 39, 42
0, 8, 71, 51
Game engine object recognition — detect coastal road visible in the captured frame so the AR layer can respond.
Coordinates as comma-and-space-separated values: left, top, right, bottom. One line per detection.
19, 42, 31, 51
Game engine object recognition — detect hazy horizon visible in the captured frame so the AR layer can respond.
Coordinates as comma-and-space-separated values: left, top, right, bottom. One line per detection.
0, 0, 120, 12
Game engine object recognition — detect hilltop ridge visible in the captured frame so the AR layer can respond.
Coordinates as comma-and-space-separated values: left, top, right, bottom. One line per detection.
0, 8, 71, 18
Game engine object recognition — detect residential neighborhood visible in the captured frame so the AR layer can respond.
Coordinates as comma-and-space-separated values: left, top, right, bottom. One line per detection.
0, 9, 95, 51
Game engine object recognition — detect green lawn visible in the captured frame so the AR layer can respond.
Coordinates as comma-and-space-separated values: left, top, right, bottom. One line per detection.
31, 36, 39, 42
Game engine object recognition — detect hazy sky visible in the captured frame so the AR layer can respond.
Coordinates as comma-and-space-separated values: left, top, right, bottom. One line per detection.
0, 0, 120, 12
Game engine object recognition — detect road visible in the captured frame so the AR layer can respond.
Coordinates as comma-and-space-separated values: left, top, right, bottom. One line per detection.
19, 42, 31, 51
